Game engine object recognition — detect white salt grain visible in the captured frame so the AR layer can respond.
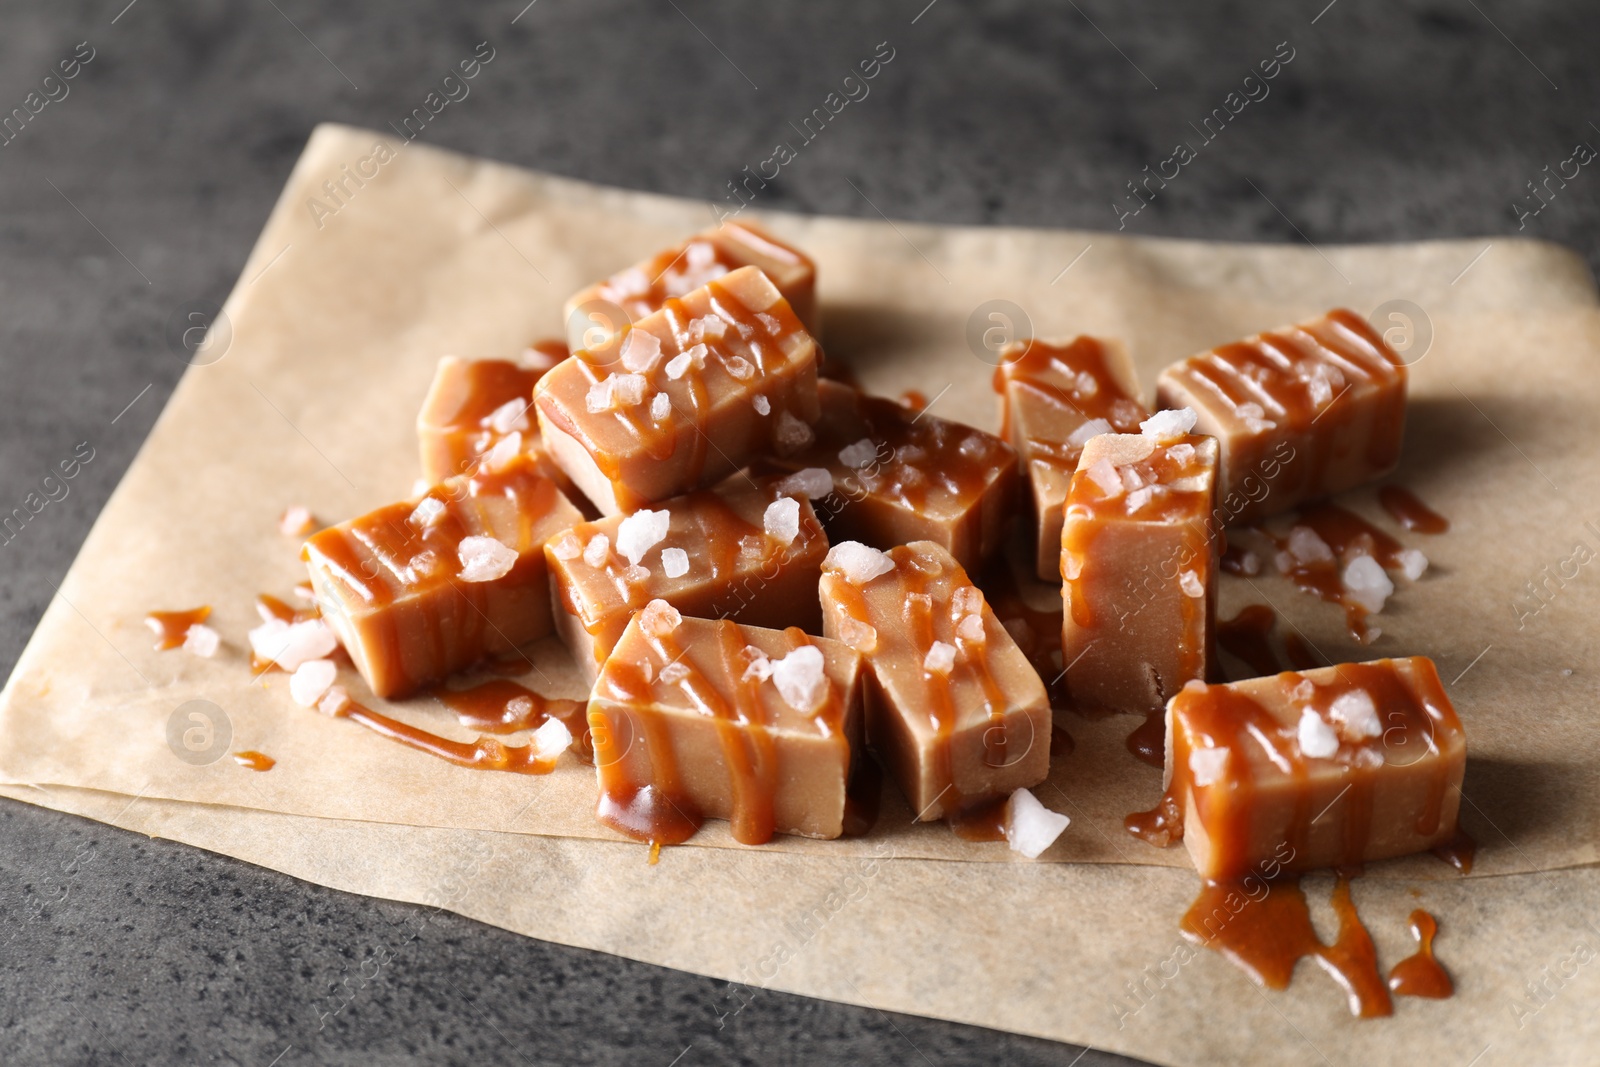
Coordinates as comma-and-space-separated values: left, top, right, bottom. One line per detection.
289, 658, 338, 708
724, 355, 755, 381
753, 395, 771, 416
824, 541, 895, 585
532, 716, 573, 759
1288, 526, 1335, 565
924, 641, 958, 675
639, 599, 682, 637
249, 617, 338, 672
620, 329, 662, 373
835, 615, 879, 653
279, 505, 314, 537
612, 373, 647, 407
1179, 570, 1205, 598
1328, 688, 1382, 740
649, 392, 671, 422
1342, 554, 1394, 614
1141, 407, 1198, 441
763, 497, 801, 546
774, 411, 814, 454
660, 661, 690, 685
458, 536, 518, 582
617, 509, 671, 565
1397, 548, 1429, 581
487, 397, 531, 435
1066, 418, 1112, 450
771, 645, 827, 712
585, 377, 616, 414
1297, 708, 1341, 759
661, 547, 689, 578
316, 684, 351, 717
777, 468, 833, 499
838, 437, 878, 469
583, 533, 611, 568
409, 496, 447, 529
549, 530, 583, 560
1004, 788, 1070, 859
183, 623, 219, 658
1189, 747, 1230, 787
482, 431, 521, 473
1086, 458, 1123, 497
956, 614, 986, 644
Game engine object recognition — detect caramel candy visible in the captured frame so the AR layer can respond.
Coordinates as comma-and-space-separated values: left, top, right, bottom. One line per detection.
588, 602, 864, 844
415, 346, 567, 485
1156, 309, 1406, 524
763, 380, 1018, 572
545, 477, 828, 683
1061, 423, 1219, 713
819, 540, 1050, 821
565, 221, 817, 350
994, 337, 1149, 580
1156, 657, 1465, 879
303, 453, 584, 699
535, 265, 821, 515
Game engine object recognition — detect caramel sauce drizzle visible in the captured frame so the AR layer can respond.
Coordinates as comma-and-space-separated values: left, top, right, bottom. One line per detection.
1388, 909, 1453, 998
434, 359, 548, 433
992, 337, 1148, 472
144, 606, 211, 650
331, 699, 564, 776
432, 679, 591, 763
594, 228, 802, 322
231, 751, 275, 771
1125, 710, 1166, 769
1268, 502, 1412, 642
1378, 485, 1450, 534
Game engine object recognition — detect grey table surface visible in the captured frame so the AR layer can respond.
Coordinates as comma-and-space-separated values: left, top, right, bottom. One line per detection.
1, 1, 1594, 1064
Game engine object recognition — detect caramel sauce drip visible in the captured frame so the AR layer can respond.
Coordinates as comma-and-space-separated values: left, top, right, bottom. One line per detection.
1270, 502, 1410, 642
144, 606, 211, 650
1217, 604, 1281, 679
1430, 830, 1477, 873
231, 751, 275, 771
1125, 709, 1166, 768
1183, 872, 1394, 1017
1379, 485, 1450, 534
947, 795, 1010, 843
436, 359, 546, 430
1388, 910, 1453, 998
1124, 787, 1183, 847
332, 700, 564, 775
992, 337, 1147, 469
595, 235, 771, 320
432, 679, 591, 763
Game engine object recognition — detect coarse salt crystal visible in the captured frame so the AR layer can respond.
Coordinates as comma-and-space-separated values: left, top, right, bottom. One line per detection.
183, 623, 219, 658
838, 438, 878, 469
639, 599, 682, 637
1086, 458, 1123, 497
279, 505, 314, 537
482, 431, 521, 473
741, 647, 775, 683
620, 329, 662, 372
665, 350, 693, 380
1397, 548, 1428, 581
532, 716, 573, 759
660, 661, 690, 685
1274, 550, 1295, 575
774, 411, 814, 454
724, 355, 755, 381
835, 614, 879, 653
763, 497, 801, 546
1074, 371, 1100, 399
824, 541, 895, 585
924, 640, 958, 675
289, 658, 338, 707
1287, 526, 1336, 565
459, 536, 518, 582
487, 397, 531, 435
1066, 418, 1112, 450
612, 373, 647, 406
1141, 407, 1198, 441
661, 547, 689, 578
409, 496, 447, 529
616, 509, 671, 565
607, 266, 650, 298
1125, 486, 1156, 512
1329, 688, 1382, 740
956, 614, 986, 643
550, 530, 583, 560
1297, 708, 1341, 759
1179, 570, 1204, 598
623, 563, 650, 584
1189, 747, 1229, 787
756, 312, 782, 336
316, 684, 351, 717
1342, 554, 1394, 614
1004, 788, 1070, 859
1232, 548, 1262, 576
771, 645, 827, 712
753, 395, 771, 416
583, 533, 611, 568
1166, 443, 1196, 466
249, 617, 338, 672
585, 377, 616, 414
777, 467, 833, 499
951, 586, 983, 617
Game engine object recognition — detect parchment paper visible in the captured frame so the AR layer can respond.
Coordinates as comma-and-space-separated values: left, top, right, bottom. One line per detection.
3, 123, 1600, 1063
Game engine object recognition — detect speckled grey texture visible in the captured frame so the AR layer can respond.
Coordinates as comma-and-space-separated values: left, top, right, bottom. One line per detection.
0, 1, 1594, 1063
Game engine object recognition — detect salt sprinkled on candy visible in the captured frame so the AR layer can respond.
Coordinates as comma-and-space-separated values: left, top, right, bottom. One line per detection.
951, 586, 983, 618
763, 497, 801, 546
1233, 548, 1262, 576
1125, 486, 1155, 512
585, 377, 616, 414
624, 564, 650, 584
650, 392, 671, 422
1004, 788, 1070, 860
289, 658, 338, 707
777, 467, 833, 499
661, 547, 689, 578
756, 312, 782, 336
183, 623, 219, 658
1189, 747, 1229, 787
753, 395, 771, 416
532, 716, 573, 759
835, 614, 879, 653
838, 438, 878, 469
317, 684, 351, 717
1066, 418, 1112, 450
1236, 401, 1276, 434
698, 316, 726, 341
639, 598, 682, 637
774, 411, 814, 454
824, 541, 895, 585
1166, 442, 1196, 466
409, 496, 447, 529
550, 530, 583, 561
1141, 407, 1198, 441
487, 397, 531, 435
612, 373, 648, 407
1297, 708, 1341, 759
620, 329, 662, 373
665, 350, 693, 380
1288, 526, 1335, 565
771, 645, 827, 712
923, 640, 958, 675
1397, 547, 1428, 581
482, 431, 521, 473
616, 509, 671, 565
249, 617, 339, 672
724, 355, 755, 381
607, 266, 650, 298
1086, 458, 1123, 497
279, 505, 314, 537
1342, 554, 1394, 614
582, 533, 611, 568
1329, 688, 1382, 740
741, 647, 775, 683
1179, 570, 1204, 598
1074, 370, 1100, 398
458, 536, 518, 582
659, 661, 690, 685
956, 614, 986, 644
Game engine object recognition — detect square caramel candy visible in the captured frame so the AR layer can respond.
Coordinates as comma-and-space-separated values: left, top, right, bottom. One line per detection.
564, 221, 817, 351
1155, 309, 1406, 524
819, 540, 1050, 821
994, 337, 1149, 580
535, 265, 821, 516
588, 602, 864, 844
303, 452, 584, 699
415, 347, 568, 486
545, 477, 828, 683
1158, 657, 1466, 879
1061, 422, 1219, 714
763, 380, 1018, 572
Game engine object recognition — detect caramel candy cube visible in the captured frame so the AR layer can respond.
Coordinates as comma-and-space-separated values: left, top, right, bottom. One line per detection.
994, 337, 1149, 580
535, 265, 821, 516
565, 221, 817, 350
588, 603, 864, 844
1156, 309, 1406, 524
764, 380, 1018, 572
1161, 657, 1466, 879
303, 453, 584, 699
1061, 425, 1219, 714
546, 477, 828, 683
415, 347, 567, 485
819, 540, 1050, 821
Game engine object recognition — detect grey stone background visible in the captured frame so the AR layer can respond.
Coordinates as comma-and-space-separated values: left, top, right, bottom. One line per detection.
0, 1, 1594, 1063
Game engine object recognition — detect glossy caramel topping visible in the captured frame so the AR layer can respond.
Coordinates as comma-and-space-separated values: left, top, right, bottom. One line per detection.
994, 337, 1147, 471
231, 750, 275, 771
432, 679, 590, 762
1379, 485, 1450, 534
1269, 503, 1412, 642
429, 359, 545, 432
1125, 710, 1166, 769
1066, 432, 1216, 525
144, 606, 211, 650
1431, 831, 1477, 873
593, 223, 809, 323
1388, 910, 1453, 998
